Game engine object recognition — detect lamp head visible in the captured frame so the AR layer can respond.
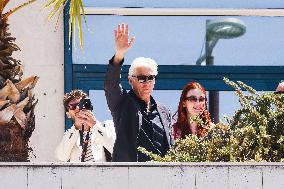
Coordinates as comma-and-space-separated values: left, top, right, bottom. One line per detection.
207, 18, 246, 40
196, 18, 246, 65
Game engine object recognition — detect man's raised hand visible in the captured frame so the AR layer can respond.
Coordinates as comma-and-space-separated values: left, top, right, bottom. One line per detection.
113, 23, 135, 64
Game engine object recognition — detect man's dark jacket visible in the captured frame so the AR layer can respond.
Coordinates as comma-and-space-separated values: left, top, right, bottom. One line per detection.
104, 57, 173, 162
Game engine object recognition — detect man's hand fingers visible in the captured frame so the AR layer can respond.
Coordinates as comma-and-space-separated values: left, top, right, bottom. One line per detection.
75, 111, 96, 124
78, 110, 95, 118
117, 24, 121, 33
125, 24, 129, 35
121, 23, 125, 34
83, 121, 94, 128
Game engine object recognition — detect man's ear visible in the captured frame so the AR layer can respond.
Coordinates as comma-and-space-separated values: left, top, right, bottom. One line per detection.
128, 77, 134, 86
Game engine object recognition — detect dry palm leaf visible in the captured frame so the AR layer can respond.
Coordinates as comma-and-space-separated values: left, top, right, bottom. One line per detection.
0, 104, 16, 125
24, 104, 36, 140
0, 80, 20, 102
1, 0, 37, 20
0, 82, 10, 100
0, 0, 10, 14
7, 80, 20, 103
14, 109, 27, 129
0, 47, 13, 56
16, 97, 29, 110
0, 59, 13, 70
0, 97, 29, 128
0, 99, 9, 109
0, 79, 20, 103
0, 0, 38, 161
15, 75, 39, 91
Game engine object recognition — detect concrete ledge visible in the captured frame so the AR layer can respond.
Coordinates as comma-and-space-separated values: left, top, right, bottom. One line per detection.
0, 162, 284, 189
0, 162, 284, 167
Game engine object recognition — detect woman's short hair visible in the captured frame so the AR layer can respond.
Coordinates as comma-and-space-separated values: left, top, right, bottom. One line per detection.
63, 90, 87, 112
128, 57, 158, 76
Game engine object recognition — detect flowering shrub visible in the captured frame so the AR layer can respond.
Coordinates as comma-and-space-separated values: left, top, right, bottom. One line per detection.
139, 78, 284, 162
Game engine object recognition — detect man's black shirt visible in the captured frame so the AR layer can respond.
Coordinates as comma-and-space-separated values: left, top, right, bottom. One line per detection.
129, 90, 169, 162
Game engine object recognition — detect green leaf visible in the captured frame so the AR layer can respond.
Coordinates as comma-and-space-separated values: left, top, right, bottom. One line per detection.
45, 0, 86, 49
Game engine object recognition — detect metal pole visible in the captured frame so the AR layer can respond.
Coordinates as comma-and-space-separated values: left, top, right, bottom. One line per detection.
205, 20, 219, 124
206, 56, 219, 123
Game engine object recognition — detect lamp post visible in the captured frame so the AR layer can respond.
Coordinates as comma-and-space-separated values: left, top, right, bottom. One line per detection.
196, 18, 246, 123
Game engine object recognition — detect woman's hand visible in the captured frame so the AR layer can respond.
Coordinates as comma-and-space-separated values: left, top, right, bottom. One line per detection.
74, 110, 96, 131
276, 81, 284, 92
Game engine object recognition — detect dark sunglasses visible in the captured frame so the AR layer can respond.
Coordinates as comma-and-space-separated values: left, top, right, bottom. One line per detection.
68, 102, 79, 110
185, 96, 206, 103
132, 75, 156, 83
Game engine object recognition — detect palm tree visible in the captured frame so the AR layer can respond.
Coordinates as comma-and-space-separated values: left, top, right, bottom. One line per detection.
0, 0, 38, 161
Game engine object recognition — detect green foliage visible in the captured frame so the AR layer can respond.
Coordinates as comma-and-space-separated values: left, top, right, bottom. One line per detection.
139, 78, 284, 162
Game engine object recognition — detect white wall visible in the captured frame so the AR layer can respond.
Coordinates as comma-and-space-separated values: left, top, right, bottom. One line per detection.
1, 162, 284, 189
6, 0, 65, 161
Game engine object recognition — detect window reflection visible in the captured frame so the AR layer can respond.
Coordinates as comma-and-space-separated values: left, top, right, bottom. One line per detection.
73, 16, 284, 66
89, 90, 272, 122
83, 0, 284, 9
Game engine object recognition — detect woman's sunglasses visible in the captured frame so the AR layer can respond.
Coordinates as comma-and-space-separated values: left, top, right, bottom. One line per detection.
185, 96, 206, 103
68, 102, 79, 110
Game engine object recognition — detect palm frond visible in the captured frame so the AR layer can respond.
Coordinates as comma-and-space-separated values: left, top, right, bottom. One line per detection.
2, 0, 36, 20
44, 0, 60, 8
3, 0, 10, 7
46, 0, 65, 20
45, 0, 86, 48
0, 0, 10, 14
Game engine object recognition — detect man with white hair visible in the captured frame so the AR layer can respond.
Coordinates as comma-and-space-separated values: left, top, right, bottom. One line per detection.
104, 23, 173, 162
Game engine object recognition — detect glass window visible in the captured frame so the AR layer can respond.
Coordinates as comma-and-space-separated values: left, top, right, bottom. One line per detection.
83, 0, 284, 9
67, 3, 283, 129
89, 90, 112, 121
89, 90, 181, 121
73, 15, 284, 66
89, 90, 273, 122
219, 91, 273, 119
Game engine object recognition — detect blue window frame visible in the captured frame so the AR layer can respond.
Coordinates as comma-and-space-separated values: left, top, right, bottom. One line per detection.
64, 3, 284, 129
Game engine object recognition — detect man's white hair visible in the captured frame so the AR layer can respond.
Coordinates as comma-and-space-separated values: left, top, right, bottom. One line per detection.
128, 57, 158, 76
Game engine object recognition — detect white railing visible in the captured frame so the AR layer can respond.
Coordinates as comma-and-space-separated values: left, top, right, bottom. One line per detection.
1, 162, 284, 188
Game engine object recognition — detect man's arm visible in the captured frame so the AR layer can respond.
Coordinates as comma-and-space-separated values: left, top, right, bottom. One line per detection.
104, 57, 125, 115
104, 23, 135, 115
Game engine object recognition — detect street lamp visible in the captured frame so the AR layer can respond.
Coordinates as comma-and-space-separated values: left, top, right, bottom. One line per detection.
196, 18, 246, 123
